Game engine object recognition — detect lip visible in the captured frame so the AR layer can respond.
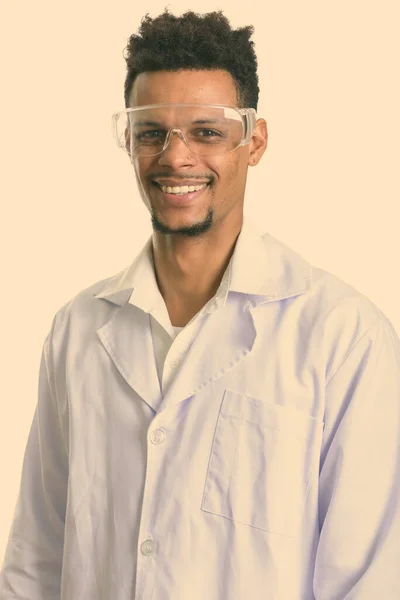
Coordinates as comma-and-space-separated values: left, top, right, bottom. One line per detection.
152, 182, 210, 205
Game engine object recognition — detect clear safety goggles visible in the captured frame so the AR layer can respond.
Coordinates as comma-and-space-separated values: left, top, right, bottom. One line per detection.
111, 103, 257, 158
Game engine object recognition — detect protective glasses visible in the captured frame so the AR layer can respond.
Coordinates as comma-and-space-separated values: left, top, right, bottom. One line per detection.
111, 103, 257, 158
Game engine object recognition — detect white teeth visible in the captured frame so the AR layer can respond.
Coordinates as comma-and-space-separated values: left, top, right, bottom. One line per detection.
158, 183, 208, 195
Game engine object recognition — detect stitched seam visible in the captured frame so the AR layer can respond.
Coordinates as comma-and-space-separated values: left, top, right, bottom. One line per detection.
325, 320, 379, 387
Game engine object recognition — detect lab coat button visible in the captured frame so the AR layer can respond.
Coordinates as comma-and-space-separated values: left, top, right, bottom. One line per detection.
150, 428, 165, 444
140, 539, 155, 555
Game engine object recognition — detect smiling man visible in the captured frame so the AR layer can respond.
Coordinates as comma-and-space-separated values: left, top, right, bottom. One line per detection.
1, 7, 400, 600
127, 68, 267, 326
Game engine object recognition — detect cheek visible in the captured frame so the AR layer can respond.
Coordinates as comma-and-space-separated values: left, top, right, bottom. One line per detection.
225, 156, 245, 186
133, 160, 152, 184
211, 156, 241, 185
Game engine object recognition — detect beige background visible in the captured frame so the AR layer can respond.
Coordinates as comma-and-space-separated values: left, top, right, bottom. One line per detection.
0, 0, 399, 562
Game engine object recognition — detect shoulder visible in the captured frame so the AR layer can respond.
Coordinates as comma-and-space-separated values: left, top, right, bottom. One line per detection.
46, 267, 129, 347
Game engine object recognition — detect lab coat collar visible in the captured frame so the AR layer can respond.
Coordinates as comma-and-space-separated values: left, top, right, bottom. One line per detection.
93, 212, 313, 306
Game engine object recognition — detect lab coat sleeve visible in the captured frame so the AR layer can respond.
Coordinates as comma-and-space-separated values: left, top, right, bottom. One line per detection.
0, 332, 68, 600
313, 314, 400, 599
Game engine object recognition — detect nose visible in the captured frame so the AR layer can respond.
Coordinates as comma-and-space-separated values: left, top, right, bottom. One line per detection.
160, 128, 192, 157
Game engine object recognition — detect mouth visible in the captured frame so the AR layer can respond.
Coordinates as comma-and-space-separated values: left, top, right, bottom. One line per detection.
152, 181, 211, 205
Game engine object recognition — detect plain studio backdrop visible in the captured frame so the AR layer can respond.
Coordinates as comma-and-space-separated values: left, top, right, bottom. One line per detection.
0, 0, 399, 563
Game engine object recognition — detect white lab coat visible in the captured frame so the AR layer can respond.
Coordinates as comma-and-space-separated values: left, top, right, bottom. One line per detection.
1, 214, 399, 599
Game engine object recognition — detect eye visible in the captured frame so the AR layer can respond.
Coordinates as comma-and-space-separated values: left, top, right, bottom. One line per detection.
135, 130, 165, 140
196, 129, 222, 137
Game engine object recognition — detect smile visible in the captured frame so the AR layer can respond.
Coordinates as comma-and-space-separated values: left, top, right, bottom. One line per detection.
152, 181, 210, 205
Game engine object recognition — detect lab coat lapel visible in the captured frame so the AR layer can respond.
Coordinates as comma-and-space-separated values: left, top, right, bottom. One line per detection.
95, 293, 162, 412
94, 294, 258, 411
160, 297, 259, 408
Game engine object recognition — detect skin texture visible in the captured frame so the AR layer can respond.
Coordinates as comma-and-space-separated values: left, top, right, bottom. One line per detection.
128, 69, 268, 325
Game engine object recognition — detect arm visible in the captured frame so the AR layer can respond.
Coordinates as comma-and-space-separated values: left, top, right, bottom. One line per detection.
313, 315, 400, 599
0, 332, 68, 599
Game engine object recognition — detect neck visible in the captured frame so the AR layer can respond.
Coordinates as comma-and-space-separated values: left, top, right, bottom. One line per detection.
151, 217, 242, 315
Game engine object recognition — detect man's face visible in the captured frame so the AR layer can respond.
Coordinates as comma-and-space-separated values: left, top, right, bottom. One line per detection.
128, 69, 267, 238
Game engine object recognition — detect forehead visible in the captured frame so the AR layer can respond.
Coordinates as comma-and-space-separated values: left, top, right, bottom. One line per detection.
130, 69, 238, 108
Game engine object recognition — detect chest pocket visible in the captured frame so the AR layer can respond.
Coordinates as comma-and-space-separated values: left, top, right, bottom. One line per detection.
201, 389, 324, 537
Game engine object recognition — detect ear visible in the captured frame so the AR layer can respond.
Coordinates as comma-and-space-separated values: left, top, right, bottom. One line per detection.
248, 119, 268, 166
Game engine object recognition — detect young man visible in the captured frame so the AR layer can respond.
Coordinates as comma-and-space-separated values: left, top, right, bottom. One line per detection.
1, 8, 399, 600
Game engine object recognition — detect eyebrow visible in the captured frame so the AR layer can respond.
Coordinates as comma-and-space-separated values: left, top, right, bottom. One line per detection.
133, 118, 226, 127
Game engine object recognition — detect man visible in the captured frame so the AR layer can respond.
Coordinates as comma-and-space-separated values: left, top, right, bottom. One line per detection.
1, 8, 399, 600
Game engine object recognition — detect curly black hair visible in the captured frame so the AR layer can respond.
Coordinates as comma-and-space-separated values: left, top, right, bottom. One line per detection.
123, 7, 260, 111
